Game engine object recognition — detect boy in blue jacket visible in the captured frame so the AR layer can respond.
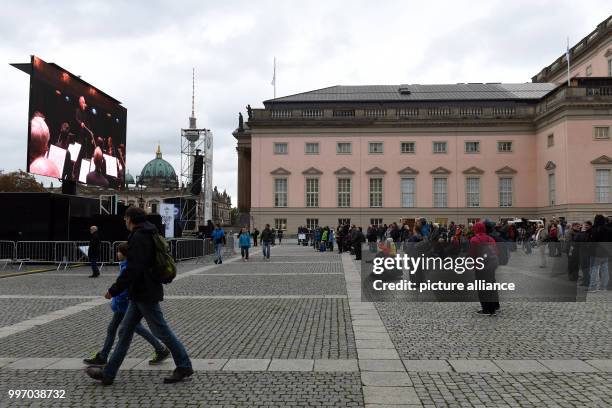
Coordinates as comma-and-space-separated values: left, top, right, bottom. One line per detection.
83, 243, 170, 366
238, 227, 251, 261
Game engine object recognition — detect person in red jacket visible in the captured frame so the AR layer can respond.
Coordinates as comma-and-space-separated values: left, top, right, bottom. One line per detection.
469, 222, 500, 316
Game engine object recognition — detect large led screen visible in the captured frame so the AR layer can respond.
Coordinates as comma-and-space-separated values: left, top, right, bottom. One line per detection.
27, 56, 127, 189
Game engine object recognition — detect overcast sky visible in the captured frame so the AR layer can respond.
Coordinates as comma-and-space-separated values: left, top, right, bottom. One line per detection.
1, 1, 609, 202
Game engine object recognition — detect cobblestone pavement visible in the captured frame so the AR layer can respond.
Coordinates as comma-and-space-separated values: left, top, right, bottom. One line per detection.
0, 244, 611, 407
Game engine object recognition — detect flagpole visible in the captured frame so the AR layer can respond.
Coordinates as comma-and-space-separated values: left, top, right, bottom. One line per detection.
273, 57, 277, 98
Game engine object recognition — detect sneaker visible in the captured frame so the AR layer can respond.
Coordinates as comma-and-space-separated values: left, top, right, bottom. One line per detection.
83, 352, 106, 366
149, 348, 170, 365
85, 366, 113, 386
586, 289, 598, 293
475, 310, 487, 315
163, 367, 194, 384
214, 259, 218, 264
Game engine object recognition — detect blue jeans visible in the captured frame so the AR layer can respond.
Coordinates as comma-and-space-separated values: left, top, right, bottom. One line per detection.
103, 302, 192, 380
100, 311, 165, 360
589, 257, 610, 290
262, 241, 271, 258
215, 243, 224, 262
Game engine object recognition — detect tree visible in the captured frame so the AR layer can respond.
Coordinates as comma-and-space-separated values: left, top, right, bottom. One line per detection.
230, 207, 239, 226
0, 170, 47, 192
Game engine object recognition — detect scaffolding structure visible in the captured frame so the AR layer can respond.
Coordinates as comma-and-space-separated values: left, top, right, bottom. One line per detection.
178, 68, 213, 232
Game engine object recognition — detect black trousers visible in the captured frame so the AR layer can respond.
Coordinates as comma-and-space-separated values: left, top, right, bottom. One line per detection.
354, 244, 362, 260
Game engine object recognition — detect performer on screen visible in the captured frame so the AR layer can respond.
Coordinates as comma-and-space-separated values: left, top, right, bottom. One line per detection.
29, 113, 60, 178
76, 96, 95, 158
86, 147, 109, 187
56, 122, 76, 181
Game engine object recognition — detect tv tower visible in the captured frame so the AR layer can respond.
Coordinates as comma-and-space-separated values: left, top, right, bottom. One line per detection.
180, 68, 213, 230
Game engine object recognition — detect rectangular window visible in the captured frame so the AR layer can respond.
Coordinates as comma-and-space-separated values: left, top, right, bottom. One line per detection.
370, 218, 383, 226
306, 218, 319, 230
594, 126, 610, 140
274, 218, 287, 231
369, 178, 383, 207
596, 169, 611, 203
548, 173, 556, 206
400, 178, 415, 207
338, 218, 351, 225
274, 178, 288, 207
337, 178, 351, 207
465, 141, 480, 153
433, 178, 448, 208
586, 65, 592, 76
499, 178, 513, 207
547, 134, 554, 147
369, 142, 383, 154
433, 141, 447, 153
305, 142, 320, 154
466, 177, 480, 207
401, 142, 415, 153
305, 178, 319, 207
336, 142, 352, 154
274, 143, 288, 154
467, 217, 480, 224
498, 141, 513, 152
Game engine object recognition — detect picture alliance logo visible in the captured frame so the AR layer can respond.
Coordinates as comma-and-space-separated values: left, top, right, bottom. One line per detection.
371, 254, 487, 275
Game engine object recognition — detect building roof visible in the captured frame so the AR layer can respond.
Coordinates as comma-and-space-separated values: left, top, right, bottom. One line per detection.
264, 83, 557, 104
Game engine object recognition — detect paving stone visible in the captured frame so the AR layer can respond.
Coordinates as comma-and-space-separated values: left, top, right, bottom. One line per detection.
133, 358, 175, 370
44, 358, 85, 370
363, 386, 421, 405
539, 359, 599, 372
448, 360, 501, 372
494, 359, 550, 372
356, 339, 396, 349
586, 359, 612, 371
360, 359, 406, 372
361, 371, 413, 386
191, 359, 228, 371
268, 359, 313, 371
313, 359, 359, 372
358, 349, 400, 360
402, 360, 453, 372
6, 358, 61, 369
0, 358, 17, 368
223, 359, 270, 371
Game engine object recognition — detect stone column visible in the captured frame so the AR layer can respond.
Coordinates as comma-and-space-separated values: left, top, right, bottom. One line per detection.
236, 146, 251, 213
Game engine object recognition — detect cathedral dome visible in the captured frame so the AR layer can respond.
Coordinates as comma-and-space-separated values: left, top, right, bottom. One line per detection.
139, 145, 178, 188
125, 170, 135, 185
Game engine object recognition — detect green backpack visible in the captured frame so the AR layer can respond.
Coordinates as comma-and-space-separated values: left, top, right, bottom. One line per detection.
152, 233, 177, 284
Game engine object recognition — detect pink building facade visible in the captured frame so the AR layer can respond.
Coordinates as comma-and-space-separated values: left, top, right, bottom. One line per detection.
235, 16, 612, 231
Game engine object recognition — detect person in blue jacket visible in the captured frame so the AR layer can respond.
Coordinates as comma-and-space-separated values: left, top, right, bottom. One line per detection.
211, 224, 226, 264
83, 243, 169, 366
238, 227, 251, 261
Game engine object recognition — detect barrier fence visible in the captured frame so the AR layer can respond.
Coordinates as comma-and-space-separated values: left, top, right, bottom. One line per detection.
0, 237, 234, 270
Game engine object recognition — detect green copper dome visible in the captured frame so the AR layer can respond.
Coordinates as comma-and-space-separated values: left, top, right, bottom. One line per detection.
139, 145, 178, 188
125, 171, 135, 185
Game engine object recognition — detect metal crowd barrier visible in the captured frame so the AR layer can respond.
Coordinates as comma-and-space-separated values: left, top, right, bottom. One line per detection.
2, 237, 237, 270
0, 240, 16, 270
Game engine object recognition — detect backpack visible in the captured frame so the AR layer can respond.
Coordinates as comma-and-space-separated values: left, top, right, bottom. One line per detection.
152, 233, 177, 284
481, 243, 499, 270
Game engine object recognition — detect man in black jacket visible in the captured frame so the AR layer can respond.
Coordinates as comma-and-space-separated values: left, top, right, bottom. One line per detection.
88, 226, 101, 278
86, 207, 193, 385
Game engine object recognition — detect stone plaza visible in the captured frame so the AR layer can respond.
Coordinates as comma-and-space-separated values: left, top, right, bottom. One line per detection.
0, 244, 610, 407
